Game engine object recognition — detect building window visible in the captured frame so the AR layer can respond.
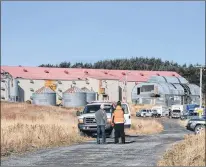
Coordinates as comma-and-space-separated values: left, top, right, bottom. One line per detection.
141, 85, 154, 92
58, 80, 62, 84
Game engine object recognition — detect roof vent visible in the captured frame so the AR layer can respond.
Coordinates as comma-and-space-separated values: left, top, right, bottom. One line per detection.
1, 97, 5, 100
44, 70, 49, 73
140, 73, 144, 76
64, 70, 69, 74
84, 71, 88, 74
30, 80, 34, 83
1, 87, 5, 91
30, 88, 34, 92
172, 74, 176, 76
58, 88, 62, 92
156, 73, 160, 76
78, 78, 81, 80
104, 71, 108, 74
122, 72, 126, 75
23, 69, 28, 72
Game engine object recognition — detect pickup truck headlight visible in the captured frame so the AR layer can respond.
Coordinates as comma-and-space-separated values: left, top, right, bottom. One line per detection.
78, 118, 84, 123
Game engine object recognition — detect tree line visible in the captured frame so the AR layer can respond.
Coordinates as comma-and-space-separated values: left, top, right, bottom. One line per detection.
39, 57, 206, 92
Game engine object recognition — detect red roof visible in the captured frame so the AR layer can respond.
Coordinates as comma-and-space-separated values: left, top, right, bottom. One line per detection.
1, 66, 181, 82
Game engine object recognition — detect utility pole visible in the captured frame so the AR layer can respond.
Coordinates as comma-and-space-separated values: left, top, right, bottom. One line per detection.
200, 67, 202, 107
125, 73, 127, 103
195, 65, 205, 107
125, 71, 131, 103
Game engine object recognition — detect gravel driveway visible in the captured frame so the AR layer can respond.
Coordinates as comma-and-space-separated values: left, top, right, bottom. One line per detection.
1, 118, 192, 166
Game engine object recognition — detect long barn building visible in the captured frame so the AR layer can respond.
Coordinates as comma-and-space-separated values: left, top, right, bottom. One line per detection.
1, 66, 200, 106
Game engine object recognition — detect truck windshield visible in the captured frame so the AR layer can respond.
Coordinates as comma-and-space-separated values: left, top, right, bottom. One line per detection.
173, 110, 181, 113
121, 104, 129, 114
83, 105, 113, 114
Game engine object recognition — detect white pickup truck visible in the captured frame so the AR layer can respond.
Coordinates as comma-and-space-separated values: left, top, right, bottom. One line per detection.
77, 101, 131, 137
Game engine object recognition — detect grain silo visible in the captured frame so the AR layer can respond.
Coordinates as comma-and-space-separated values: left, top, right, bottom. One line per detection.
62, 86, 86, 107
32, 86, 56, 106
81, 87, 96, 103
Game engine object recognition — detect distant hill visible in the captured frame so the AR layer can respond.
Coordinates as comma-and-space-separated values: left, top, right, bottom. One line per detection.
39, 57, 206, 92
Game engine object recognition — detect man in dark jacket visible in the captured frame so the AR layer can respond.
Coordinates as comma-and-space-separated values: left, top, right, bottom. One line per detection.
95, 104, 107, 144
112, 101, 125, 144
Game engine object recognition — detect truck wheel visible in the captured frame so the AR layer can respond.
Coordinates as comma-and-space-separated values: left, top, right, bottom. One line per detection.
78, 130, 87, 137
195, 125, 204, 135
143, 114, 146, 117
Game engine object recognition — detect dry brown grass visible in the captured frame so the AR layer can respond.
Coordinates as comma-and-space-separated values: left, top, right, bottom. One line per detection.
127, 104, 164, 135
125, 117, 164, 135
1, 101, 89, 156
158, 132, 206, 166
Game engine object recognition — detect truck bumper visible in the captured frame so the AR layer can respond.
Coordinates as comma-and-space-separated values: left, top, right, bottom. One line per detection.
78, 124, 113, 132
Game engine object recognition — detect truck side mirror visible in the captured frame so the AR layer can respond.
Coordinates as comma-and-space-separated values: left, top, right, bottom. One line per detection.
76, 111, 81, 116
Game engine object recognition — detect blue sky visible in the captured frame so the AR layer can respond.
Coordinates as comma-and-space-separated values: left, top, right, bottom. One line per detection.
1, 1, 205, 66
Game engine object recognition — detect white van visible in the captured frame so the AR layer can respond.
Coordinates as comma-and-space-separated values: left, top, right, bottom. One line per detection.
151, 105, 169, 117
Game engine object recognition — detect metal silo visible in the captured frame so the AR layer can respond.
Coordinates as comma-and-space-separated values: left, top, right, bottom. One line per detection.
8, 78, 19, 102
32, 86, 56, 106
62, 86, 86, 107
81, 87, 96, 103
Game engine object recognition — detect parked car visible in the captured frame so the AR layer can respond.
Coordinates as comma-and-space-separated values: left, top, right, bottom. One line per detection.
180, 110, 199, 120
151, 106, 169, 117
136, 110, 143, 117
151, 109, 160, 117
186, 115, 206, 134
140, 109, 153, 117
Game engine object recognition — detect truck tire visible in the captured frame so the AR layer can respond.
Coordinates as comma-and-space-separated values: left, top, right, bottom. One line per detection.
78, 130, 87, 137
195, 125, 204, 135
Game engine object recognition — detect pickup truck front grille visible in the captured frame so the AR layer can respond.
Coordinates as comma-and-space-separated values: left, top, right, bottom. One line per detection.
85, 117, 96, 124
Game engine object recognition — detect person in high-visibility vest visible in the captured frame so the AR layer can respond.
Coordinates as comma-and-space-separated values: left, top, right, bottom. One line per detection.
112, 101, 125, 144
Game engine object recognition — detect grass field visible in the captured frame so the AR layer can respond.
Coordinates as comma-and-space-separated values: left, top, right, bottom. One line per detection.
126, 104, 164, 135
1, 101, 88, 156
158, 132, 205, 166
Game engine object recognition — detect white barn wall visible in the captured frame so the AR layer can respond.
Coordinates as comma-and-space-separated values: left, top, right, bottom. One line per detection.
1, 76, 134, 104
18, 79, 45, 101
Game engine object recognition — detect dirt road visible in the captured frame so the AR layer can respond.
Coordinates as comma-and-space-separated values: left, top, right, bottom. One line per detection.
1, 118, 192, 166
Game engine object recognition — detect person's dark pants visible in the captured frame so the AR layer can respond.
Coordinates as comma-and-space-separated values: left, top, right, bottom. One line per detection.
114, 123, 125, 144
97, 125, 106, 144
